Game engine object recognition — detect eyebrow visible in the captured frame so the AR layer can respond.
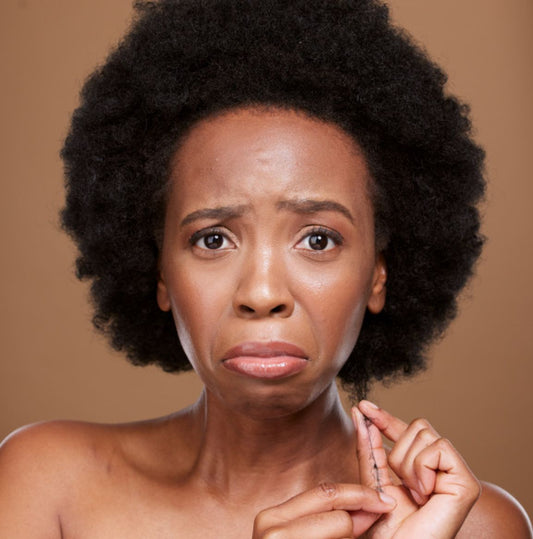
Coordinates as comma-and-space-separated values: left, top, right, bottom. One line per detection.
276, 199, 354, 223
179, 198, 354, 227
180, 204, 249, 227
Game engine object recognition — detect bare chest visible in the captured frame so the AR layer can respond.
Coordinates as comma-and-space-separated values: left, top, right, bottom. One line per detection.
59, 473, 261, 539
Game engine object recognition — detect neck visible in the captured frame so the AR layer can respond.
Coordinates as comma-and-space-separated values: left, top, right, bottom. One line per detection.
186, 383, 358, 503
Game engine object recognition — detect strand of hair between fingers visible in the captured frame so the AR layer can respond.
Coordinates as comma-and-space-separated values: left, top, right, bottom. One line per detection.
364, 416, 383, 493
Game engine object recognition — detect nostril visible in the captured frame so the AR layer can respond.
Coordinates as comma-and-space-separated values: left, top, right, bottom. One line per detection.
235, 302, 290, 317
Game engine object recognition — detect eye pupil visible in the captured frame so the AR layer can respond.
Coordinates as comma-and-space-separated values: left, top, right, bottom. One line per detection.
309, 234, 328, 250
204, 234, 223, 249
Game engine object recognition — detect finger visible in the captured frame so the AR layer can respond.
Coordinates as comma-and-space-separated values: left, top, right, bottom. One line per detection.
388, 418, 439, 470
358, 400, 408, 443
254, 482, 395, 531
390, 423, 440, 503
352, 406, 393, 490
393, 440, 481, 537
358, 403, 441, 506
255, 509, 382, 539
397, 435, 478, 509
256, 509, 356, 539
349, 509, 385, 538
413, 437, 479, 500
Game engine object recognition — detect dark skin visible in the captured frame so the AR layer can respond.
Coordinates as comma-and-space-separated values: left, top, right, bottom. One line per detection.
0, 402, 530, 537
0, 108, 531, 538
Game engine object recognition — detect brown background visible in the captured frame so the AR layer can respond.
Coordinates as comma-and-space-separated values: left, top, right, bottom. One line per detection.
1, 0, 532, 519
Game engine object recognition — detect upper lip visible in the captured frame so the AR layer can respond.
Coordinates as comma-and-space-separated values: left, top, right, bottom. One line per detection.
221, 341, 308, 361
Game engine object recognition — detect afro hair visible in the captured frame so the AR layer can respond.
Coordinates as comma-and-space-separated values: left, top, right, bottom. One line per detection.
61, 0, 485, 399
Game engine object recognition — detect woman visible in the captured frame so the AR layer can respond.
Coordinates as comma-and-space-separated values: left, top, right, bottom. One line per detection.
0, 0, 530, 536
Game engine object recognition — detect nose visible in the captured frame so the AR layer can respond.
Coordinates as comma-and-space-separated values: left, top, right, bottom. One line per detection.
233, 247, 295, 319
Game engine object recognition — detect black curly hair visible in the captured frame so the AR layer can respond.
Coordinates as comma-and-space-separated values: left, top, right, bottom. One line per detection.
61, 0, 485, 399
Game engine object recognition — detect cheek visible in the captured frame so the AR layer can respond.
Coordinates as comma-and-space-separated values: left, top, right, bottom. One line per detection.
295, 266, 371, 362
165, 266, 232, 367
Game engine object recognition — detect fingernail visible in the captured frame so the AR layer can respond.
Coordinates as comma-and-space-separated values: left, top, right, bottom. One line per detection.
379, 492, 396, 506
351, 407, 368, 437
410, 488, 426, 506
360, 400, 380, 411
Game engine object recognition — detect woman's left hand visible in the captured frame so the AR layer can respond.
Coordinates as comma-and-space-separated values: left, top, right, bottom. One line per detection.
352, 401, 481, 538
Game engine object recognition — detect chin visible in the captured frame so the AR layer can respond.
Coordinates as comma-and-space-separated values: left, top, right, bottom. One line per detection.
213, 378, 337, 420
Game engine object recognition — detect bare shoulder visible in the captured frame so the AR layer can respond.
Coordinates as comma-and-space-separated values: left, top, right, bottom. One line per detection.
0, 411, 198, 537
0, 420, 115, 537
0, 419, 116, 479
458, 481, 532, 538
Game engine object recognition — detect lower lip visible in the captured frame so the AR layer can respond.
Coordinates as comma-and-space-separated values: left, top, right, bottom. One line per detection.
222, 356, 308, 379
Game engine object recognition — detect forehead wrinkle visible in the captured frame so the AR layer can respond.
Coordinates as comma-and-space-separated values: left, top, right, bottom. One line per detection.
180, 204, 250, 227
276, 199, 354, 224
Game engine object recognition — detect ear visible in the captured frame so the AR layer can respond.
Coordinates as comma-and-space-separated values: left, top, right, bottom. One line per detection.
367, 254, 387, 314
157, 274, 171, 312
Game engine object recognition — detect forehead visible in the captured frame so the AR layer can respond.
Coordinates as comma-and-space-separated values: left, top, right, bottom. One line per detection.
168, 107, 372, 212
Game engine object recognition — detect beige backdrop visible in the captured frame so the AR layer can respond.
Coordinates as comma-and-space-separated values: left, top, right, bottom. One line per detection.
1, 0, 532, 519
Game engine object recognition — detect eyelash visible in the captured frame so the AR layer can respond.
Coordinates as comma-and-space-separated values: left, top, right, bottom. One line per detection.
188, 225, 344, 252
296, 226, 344, 251
189, 226, 233, 250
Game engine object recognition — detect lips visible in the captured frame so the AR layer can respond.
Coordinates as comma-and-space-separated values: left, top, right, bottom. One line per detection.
221, 341, 309, 379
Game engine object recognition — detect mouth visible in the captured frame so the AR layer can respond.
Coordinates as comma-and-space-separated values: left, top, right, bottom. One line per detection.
221, 341, 309, 380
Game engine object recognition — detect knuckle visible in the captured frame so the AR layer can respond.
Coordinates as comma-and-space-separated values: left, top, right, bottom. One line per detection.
411, 417, 431, 431
415, 427, 437, 444
388, 447, 401, 470
253, 510, 273, 532
435, 437, 453, 450
316, 481, 338, 499
337, 509, 354, 533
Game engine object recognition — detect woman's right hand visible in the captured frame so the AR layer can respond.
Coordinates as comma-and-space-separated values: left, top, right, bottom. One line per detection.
252, 482, 396, 538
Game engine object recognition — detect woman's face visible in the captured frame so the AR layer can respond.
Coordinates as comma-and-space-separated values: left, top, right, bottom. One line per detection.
158, 107, 386, 417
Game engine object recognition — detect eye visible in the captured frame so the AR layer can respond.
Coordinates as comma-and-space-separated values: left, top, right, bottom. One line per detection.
295, 227, 343, 252
189, 227, 235, 251
306, 233, 334, 251
199, 233, 226, 250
